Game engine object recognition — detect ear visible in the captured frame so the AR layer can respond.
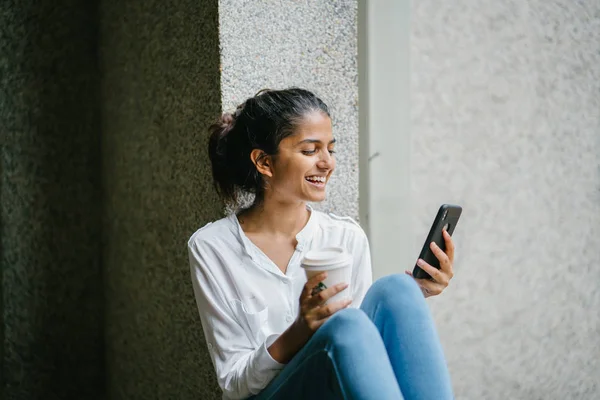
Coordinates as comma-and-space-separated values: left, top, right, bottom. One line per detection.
250, 149, 273, 178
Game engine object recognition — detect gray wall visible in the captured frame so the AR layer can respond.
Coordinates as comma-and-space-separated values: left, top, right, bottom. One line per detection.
1, 1, 104, 399
219, 0, 359, 219
100, 0, 223, 398
411, 1, 600, 398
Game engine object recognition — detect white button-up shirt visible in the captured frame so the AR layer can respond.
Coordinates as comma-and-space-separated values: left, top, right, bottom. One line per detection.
188, 207, 372, 400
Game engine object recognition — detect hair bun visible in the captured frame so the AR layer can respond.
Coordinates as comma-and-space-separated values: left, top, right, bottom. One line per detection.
219, 113, 235, 136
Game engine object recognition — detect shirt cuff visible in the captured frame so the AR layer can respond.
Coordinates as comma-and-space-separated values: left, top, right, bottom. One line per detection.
248, 333, 286, 391
258, 333, 286, 369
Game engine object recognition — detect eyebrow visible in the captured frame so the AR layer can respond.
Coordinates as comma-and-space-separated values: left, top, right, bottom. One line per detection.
296, 138, 337, 146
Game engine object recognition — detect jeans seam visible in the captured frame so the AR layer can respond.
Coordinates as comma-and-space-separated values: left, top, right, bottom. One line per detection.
325, 347, 350, 400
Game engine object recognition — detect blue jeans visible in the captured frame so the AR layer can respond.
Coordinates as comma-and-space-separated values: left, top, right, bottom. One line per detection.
249, 274, 454, 400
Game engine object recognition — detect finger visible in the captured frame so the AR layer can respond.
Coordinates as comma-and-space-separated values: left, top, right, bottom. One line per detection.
315, 298, 352, 320
405, 270, 413, 277
301, 272, 328, 300
429, 241, 452, 273
416, 259, 447, 285
308, 282, 349, 308
443, 229, 455, 264
304, 298, 352, 330
414, 278, 444, 297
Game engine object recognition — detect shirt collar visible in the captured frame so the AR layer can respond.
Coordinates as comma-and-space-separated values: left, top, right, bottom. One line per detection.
229, 212, 255, 260
229, 204, 318, 259
294, 204, 317, 251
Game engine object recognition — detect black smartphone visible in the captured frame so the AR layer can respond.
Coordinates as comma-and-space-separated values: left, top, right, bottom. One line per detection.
412, 204, 462, 280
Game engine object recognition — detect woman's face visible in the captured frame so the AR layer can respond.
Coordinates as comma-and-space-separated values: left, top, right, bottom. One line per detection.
266, 111, 336, 204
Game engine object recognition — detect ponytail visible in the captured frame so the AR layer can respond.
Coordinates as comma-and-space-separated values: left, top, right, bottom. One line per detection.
208, 113, 238, 204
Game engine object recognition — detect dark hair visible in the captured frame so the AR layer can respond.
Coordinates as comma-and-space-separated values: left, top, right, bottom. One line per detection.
208, 87, 330, 206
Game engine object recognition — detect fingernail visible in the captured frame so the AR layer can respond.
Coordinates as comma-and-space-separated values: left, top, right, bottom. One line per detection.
417, 259, 424, 266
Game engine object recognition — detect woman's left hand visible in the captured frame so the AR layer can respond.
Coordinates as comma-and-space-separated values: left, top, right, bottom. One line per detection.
405, 229, 455, 298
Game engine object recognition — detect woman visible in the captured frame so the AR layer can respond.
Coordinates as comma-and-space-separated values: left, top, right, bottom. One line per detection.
188, 88, 455, 400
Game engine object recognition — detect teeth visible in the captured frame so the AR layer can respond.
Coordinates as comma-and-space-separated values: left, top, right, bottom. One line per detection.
306, 176, 326, 183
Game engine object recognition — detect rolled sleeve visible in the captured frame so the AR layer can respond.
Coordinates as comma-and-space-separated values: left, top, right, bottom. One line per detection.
247, 333, 286, 390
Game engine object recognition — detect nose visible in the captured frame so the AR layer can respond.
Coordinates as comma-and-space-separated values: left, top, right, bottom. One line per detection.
317, 149, 335, 170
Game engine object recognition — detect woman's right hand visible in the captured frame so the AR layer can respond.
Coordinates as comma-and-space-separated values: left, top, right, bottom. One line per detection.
294, 272, 352, 334
267, 272, 351, 364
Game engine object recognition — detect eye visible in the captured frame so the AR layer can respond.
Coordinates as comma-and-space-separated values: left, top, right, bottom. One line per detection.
328, 149, 336, 155
302, 149, 317, 155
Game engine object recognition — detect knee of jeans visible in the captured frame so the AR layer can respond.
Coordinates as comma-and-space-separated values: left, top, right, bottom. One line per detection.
370, 273, 422, 305
320, 308, 379, 345
320, 308, 378, 348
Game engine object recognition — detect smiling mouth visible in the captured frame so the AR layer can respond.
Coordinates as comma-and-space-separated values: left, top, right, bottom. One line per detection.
305, 176, 327, 187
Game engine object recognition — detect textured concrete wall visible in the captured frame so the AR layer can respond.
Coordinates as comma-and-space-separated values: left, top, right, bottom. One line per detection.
219, 0, 359, 219
100, 0, 223, 398
411, 1, 600, 398
1, 1, 104, 399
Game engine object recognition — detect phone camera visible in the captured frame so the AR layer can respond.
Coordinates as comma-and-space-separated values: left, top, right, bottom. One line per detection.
442, 210, 448, 220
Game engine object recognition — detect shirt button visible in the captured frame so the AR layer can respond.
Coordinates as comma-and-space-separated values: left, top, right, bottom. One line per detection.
207, 343, 213, 350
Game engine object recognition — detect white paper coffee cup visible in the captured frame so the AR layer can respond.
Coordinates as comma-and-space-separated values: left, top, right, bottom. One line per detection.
301, 247, 352, 305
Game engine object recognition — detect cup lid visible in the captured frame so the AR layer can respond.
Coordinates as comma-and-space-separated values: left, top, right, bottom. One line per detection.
301, 247, 352, 269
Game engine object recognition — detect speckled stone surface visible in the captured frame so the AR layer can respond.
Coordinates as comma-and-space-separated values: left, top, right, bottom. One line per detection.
100, 0, 223, 399
1, 1, 104, 399
219, 0, 359, 219
411, 1, 600, 398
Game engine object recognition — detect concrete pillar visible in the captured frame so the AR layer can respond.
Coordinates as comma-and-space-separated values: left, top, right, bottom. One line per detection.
100, 0, 223, 398
1, 1, 104, 399
219, 0, 360, 219
358, 0, 412, 279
